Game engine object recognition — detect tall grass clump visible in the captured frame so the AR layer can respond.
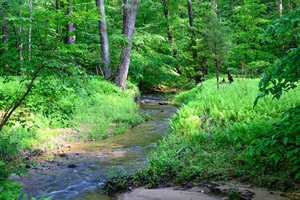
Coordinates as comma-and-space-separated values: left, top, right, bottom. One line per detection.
141, 78, 300, 189
72, 77, 143, 140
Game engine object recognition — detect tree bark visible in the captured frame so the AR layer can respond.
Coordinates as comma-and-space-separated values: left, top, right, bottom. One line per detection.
162, 0, 174, 44
17, 26, 23, 60
2, 2, 8, 54
115, 0, 139, 91
96, 0, 112, 79
29, 0, 33, 60
279, 0, 283, 17
64, 0, 76, 45
187, 0, 193, 27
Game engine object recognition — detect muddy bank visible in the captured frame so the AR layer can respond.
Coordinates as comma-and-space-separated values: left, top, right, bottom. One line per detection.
118, 182, 295, 200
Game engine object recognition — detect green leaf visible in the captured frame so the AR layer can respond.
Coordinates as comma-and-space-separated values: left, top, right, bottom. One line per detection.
283, 137, 288, 145
270, 153, 280, 163
249, 148, 255, 156
285, 148, 298, 157
295, 172, 300, 180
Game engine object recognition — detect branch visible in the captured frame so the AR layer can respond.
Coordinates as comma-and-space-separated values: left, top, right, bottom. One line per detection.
0, 66, 45, 131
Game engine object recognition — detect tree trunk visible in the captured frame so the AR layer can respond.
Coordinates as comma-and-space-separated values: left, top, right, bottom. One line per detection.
163, 0, 179, 75
279, 0, 283, 17
29, 0, 33, 60
12, 6, 23, 61
96, 0, 112, 79
162, 0, 174, 44
64, 0, 76, 45
17, 26, 23, 60
187, 0, 193, 26
187, 0, 204, 84
2, 2, 8, 54
115, 0, 139, 91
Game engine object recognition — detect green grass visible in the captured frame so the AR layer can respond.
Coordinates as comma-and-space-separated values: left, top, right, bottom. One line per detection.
71, 78, 143, 141
0, 76, 143, 149
136, 78, 300, 190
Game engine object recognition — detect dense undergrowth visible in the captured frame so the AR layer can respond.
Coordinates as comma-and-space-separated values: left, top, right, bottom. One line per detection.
0, 76, 143, 199
103, 78, 300, 194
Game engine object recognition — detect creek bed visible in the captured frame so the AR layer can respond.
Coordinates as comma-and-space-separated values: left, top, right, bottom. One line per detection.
13, 95, 177, 200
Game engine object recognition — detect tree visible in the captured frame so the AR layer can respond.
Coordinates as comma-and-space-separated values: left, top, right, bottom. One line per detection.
187, 0, 193, 27
1, 1, 8, 54
64, 0, 76, 45
256, 8, 299, 101
204, 12, 230, 89
28, 0, 33, 60
228, 0, 272, 77
115, 0, 139, 91
96, 0, 111, 79
254, 8, 300, 179
0, 1, 87, 131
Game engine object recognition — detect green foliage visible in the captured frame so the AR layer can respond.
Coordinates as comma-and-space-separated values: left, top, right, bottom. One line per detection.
138, 132, 235, 188
0, 179, 22, 200
257, 8, 300, 101
72, 78, 143, 141
0, 132, 38, 200
140, 79, 300, 189
228, 0, 274, 76
172, 79, 299, 135
253, 8, 300, 179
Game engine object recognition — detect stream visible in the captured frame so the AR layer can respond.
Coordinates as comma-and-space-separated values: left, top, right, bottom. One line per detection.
13, 95, 177, 200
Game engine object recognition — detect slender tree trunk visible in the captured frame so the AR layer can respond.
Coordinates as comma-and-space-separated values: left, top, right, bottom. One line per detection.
163, 0, 180, 76
187, 0, 203, 84
187, 0, 193, 26
29, 0, 33, 60
64, 0, 76, 45
162, 0, 174, 44
17, 26, 23, 60
96, 0, 112, 79
12, 7, 23, 61
115, 0, 139, 90
279, 0, 283, 17
2, 2, 8, 54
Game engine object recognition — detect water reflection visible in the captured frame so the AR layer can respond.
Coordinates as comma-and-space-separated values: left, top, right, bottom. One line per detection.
15, 96, 177, 200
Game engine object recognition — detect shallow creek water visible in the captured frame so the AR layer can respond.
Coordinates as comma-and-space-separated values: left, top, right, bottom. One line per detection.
14, 95, 177, 200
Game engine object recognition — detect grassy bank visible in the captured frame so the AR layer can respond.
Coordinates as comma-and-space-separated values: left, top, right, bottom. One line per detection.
0, 76, 144, 199
103, 78, 300, 194
0, 77, 143, 150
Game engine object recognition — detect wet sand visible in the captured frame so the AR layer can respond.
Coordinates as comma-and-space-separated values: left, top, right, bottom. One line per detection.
118, 185, 291, 200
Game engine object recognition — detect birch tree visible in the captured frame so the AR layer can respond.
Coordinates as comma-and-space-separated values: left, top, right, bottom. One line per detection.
96, 0, 111, 79
115, 0, 139, 90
